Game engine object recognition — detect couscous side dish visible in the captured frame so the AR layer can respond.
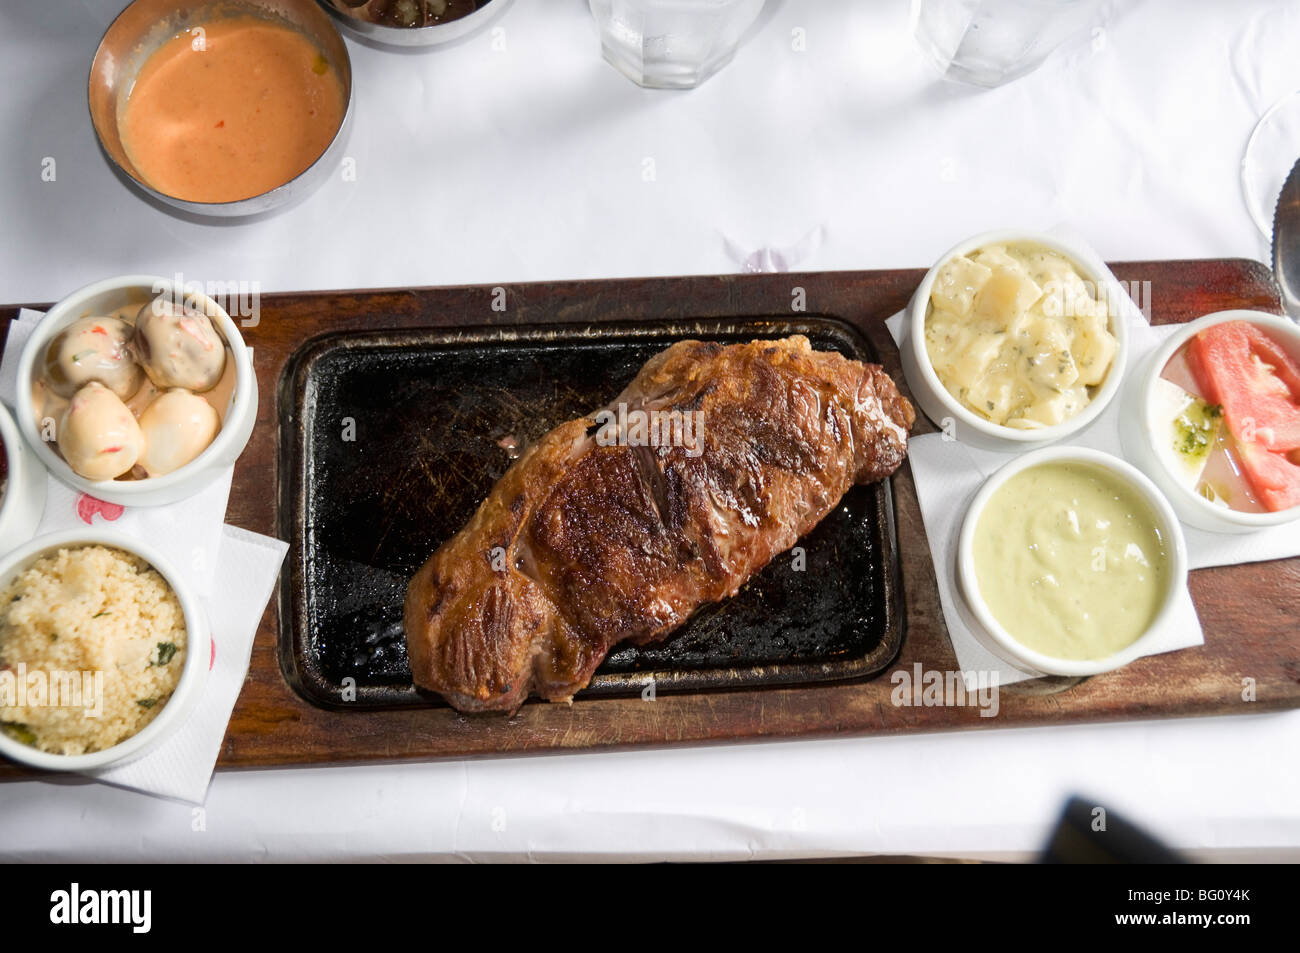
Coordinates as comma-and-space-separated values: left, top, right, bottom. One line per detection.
0, 545, 187, 755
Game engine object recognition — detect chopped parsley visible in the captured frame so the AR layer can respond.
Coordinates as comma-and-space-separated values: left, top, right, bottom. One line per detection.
150, 642, 177, 667
1, 722, 37, 745
1174, 402, 1222, 460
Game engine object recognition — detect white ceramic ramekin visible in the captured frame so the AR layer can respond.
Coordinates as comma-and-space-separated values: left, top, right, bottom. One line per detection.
15, 274, 257, 506
1120, 309, 1300, 534
956, 446, 1189, 678
0, 402, 47, 555
902, 229, 1129, 451
0, 529, 209, 771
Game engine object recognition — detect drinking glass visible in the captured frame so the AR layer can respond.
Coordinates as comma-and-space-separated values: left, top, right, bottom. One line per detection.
913, 0, 1103, 88
1242, 89, 1300, 319
1242, 90, 1300, 244
589, 0, 767, 90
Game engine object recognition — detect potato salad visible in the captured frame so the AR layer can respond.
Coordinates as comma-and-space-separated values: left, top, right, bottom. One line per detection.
924, 242, 1118, 429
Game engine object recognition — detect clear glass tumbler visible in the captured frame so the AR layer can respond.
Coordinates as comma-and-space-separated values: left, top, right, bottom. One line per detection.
913, 0, 1103, 88
589, 0, 767, 90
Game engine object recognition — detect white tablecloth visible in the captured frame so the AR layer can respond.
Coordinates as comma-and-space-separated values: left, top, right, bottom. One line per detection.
1, 0, 1297, 861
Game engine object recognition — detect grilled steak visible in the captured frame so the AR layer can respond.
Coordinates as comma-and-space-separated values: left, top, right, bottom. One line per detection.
404, 335, 915, 713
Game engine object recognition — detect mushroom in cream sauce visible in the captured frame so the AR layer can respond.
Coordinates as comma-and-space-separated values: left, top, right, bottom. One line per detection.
132, 298, 227, 392
58, 382, 145, 481
136, 390, 221, 477
44, 317, 142, 400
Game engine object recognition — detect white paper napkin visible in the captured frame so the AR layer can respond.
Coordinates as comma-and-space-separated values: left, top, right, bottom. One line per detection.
899, 431, 1205, 687
90, 525, 287, 804
886, 239, 1300, 686
2, 308, 288, 802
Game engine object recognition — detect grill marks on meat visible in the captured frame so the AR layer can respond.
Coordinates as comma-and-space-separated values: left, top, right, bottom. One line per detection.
404, 336, 915, 713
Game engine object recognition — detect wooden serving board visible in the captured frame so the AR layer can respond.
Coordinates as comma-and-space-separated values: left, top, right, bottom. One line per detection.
1, 258, 1297, 775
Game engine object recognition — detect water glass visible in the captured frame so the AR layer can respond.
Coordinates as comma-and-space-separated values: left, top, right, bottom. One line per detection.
589, 0, 767, 90
914, 0, 1103, 88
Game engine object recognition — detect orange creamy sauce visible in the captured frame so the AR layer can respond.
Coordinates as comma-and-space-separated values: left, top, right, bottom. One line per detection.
121, 17, 345, 203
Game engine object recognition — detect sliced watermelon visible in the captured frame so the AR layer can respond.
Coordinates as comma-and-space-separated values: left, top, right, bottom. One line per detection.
1234, 441, 1300, 512
1186, 320, 1300, 512
1187, 320, 1300, 451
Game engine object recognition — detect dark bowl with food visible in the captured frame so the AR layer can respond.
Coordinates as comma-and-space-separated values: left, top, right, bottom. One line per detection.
319, 0, 512, 48
0, 402, 47, 551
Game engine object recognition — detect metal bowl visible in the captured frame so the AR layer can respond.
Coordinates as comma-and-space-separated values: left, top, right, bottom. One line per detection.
88, 0, 353, 219
319, 0, 511, 48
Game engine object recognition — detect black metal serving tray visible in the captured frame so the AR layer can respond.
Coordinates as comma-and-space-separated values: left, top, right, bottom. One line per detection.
278, 316, 906, 710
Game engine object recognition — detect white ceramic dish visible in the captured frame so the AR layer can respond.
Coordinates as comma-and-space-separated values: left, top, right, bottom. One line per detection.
0, 529, 209, 771
956, 446, 1189, 678
0, 402, 47, 555
902, 229, 1129, 451
15, 274, 257, 507
1120, 309, 1300, 534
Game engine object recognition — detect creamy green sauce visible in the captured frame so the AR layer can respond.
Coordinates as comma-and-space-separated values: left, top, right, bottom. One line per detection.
973, 462, 1170, 660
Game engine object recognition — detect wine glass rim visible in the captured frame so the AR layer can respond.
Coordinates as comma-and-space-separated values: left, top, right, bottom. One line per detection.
1241, 87, 1300, 240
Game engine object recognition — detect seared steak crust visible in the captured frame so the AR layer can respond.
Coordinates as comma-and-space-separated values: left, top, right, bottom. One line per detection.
404, 336, 914, 712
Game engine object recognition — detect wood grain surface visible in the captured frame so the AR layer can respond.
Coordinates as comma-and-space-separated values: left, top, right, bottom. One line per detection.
1, 258, 1296, 776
